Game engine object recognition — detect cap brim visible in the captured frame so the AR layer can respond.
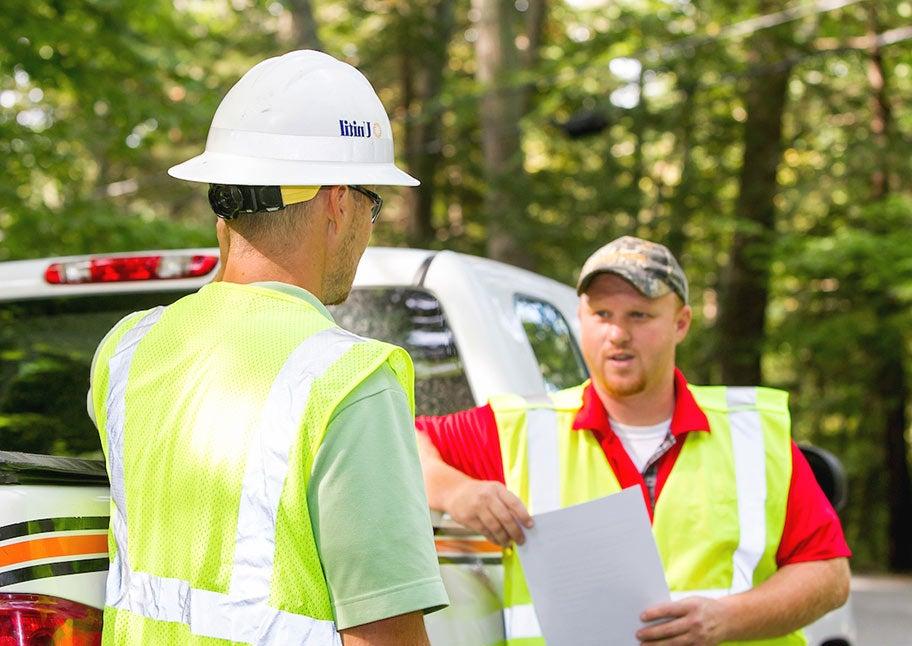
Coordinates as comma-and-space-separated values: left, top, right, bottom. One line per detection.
168, 151, 420, 187
577, 267, 658, 297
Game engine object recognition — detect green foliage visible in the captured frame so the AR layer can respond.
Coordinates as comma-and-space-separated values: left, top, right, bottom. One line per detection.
0, 349, 100, 457
768, 195, 912, 568
2, 0, 911, 569
0, 0, 280, 259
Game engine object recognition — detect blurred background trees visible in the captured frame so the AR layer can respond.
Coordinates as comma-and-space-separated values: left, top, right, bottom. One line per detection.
1, 0, 911, 571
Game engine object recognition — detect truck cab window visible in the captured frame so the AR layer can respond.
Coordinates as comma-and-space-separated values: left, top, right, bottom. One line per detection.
0, 286, 476, 459
330, 288, 476, 416
0, 292, 192, 458
514, 295, 588, 393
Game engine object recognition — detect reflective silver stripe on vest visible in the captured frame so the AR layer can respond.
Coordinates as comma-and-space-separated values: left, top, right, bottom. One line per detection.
503, 603, 542, 639
504, 397, 555, 640
725, 387, 766, 594
105, 317, 359, 645
525, 397, 560, 515
104, 307, 165, 613
672, 387, 767, 600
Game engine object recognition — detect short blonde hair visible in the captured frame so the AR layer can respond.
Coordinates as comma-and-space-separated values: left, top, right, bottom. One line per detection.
226, 192, 319, 243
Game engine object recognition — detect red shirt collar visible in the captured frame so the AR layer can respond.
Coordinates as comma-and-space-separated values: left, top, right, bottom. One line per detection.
572, 368, 710, 437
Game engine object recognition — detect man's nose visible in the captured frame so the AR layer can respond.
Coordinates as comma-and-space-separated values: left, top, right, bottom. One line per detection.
606, 322, 630, 344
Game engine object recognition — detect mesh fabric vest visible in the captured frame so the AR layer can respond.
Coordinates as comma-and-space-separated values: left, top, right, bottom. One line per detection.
490, 383, 804, 646
90, 283, 414, 645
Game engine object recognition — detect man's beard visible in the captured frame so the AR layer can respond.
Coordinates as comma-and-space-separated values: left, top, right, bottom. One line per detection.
322, 228, 359, 305
600, 372, 648, 398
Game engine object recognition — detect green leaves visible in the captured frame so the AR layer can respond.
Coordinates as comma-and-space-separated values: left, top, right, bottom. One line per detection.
2, 0, 912, 569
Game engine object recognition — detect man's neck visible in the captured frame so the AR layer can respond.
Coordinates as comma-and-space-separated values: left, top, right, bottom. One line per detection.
595, 371, 676, 426
219, 240, 325, 301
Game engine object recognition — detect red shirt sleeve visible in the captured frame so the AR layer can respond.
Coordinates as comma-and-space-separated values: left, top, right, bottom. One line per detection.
415, 405, 505, 483
776, 442, 852, 566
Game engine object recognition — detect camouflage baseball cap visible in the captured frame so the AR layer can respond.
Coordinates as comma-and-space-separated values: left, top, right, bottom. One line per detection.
576, 236, 689, 303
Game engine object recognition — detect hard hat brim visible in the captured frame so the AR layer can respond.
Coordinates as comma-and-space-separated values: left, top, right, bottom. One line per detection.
168, 152, 420, 187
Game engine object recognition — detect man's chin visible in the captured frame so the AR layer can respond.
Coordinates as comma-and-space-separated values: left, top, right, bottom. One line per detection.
323, 288, 352, 306
601, 377, 647, 398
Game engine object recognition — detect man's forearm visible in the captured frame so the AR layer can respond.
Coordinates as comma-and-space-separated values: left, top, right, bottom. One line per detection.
415, 431, 532, 546
717, 558, 850, 641
341, 611, 429, 646
415, 431, 475, 511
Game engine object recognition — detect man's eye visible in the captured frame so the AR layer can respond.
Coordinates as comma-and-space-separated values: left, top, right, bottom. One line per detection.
630, 311, 650, 319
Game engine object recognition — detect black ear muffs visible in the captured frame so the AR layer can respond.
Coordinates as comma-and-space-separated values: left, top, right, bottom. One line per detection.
208, 185, 244, 219
208, 185, 285, 220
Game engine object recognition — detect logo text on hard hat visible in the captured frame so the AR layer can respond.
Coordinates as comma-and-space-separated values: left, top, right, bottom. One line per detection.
339, 119, 372, 138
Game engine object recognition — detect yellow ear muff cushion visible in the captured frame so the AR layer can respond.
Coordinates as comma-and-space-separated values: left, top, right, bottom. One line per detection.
280, 186, 321, 206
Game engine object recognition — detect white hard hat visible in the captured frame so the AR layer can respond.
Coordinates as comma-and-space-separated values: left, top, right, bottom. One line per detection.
168, 50, 418, 187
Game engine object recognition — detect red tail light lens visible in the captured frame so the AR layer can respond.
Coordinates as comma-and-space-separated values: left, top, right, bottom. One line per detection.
45, 254, 218, 284
0, 593, 101, 645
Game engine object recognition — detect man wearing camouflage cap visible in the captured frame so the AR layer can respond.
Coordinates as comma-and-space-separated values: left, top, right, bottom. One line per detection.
415, 236, 850, 645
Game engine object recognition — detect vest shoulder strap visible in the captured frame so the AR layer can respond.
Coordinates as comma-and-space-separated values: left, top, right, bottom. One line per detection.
549, 383, 586, 411
488, 392, 531, 413
489, 383, 586, 414
688, 384, 789, 414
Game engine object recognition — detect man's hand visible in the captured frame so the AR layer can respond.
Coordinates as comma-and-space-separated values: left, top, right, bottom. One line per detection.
444, 479, 533, 547
415, 431, 533, 547
636, 558, 849, 645
636, 596, 728, 646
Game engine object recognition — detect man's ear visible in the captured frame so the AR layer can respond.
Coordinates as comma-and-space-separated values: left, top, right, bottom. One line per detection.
323, 185, 350, 239
675, 303, 693, 343
212, 218, 230, 282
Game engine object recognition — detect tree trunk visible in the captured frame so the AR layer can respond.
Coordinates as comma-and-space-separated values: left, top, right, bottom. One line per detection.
717, 3, 792, 386
878, 319, 912, 571
402, 0, 455, 247
866, 14, 892, 197
666, 81, 696, 260
287, 0, 322, 51
473, 0, 531, 267
631, 69, 648, 230
519, 0, 548, 114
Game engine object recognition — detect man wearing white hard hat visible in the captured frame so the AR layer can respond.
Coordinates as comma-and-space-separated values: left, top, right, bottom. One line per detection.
88, 50, 447, 645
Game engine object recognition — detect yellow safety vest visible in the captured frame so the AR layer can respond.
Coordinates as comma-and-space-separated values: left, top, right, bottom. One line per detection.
490, 382, 804, 646
90, 283, 414, 645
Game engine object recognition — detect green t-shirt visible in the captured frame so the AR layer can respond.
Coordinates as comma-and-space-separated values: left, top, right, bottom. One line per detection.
88, 281, 448, 630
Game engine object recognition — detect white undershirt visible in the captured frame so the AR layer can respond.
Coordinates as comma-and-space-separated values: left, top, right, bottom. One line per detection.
609, 418, 672, 473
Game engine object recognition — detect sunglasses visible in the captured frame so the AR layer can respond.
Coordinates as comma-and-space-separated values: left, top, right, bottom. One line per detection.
350, 185, 383, 223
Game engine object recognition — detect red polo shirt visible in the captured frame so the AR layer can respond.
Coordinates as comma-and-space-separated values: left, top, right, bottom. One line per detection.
416, 370, 850, 567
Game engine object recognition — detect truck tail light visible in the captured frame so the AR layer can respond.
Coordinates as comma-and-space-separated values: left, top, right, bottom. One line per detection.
45, 254, 218, 284
0, 593, 101, 645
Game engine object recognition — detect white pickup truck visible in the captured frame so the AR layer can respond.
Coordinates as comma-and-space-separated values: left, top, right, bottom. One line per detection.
0, 247, 854, 645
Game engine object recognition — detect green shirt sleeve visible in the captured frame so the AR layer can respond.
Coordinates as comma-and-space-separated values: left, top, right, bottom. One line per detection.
308, 364, 449, 630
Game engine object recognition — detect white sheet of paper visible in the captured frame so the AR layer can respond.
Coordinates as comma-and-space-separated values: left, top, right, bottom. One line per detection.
516, 487, 670, 646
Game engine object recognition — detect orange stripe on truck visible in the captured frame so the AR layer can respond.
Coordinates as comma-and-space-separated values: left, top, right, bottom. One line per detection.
0, 533, 108, 568
434, 538, 502, 554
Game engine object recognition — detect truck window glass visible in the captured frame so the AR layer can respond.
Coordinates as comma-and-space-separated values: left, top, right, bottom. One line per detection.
514, 295, 588, 393
0, 292, 193, 458
0, 286, 477, 459
329, 288, 476, 416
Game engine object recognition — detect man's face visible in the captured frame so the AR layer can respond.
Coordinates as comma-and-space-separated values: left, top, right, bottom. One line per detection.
578, 273, 691, 399
322, 187, 375, 305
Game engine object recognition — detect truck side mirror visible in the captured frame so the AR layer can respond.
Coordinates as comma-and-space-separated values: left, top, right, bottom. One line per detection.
798, 443, 848, 512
